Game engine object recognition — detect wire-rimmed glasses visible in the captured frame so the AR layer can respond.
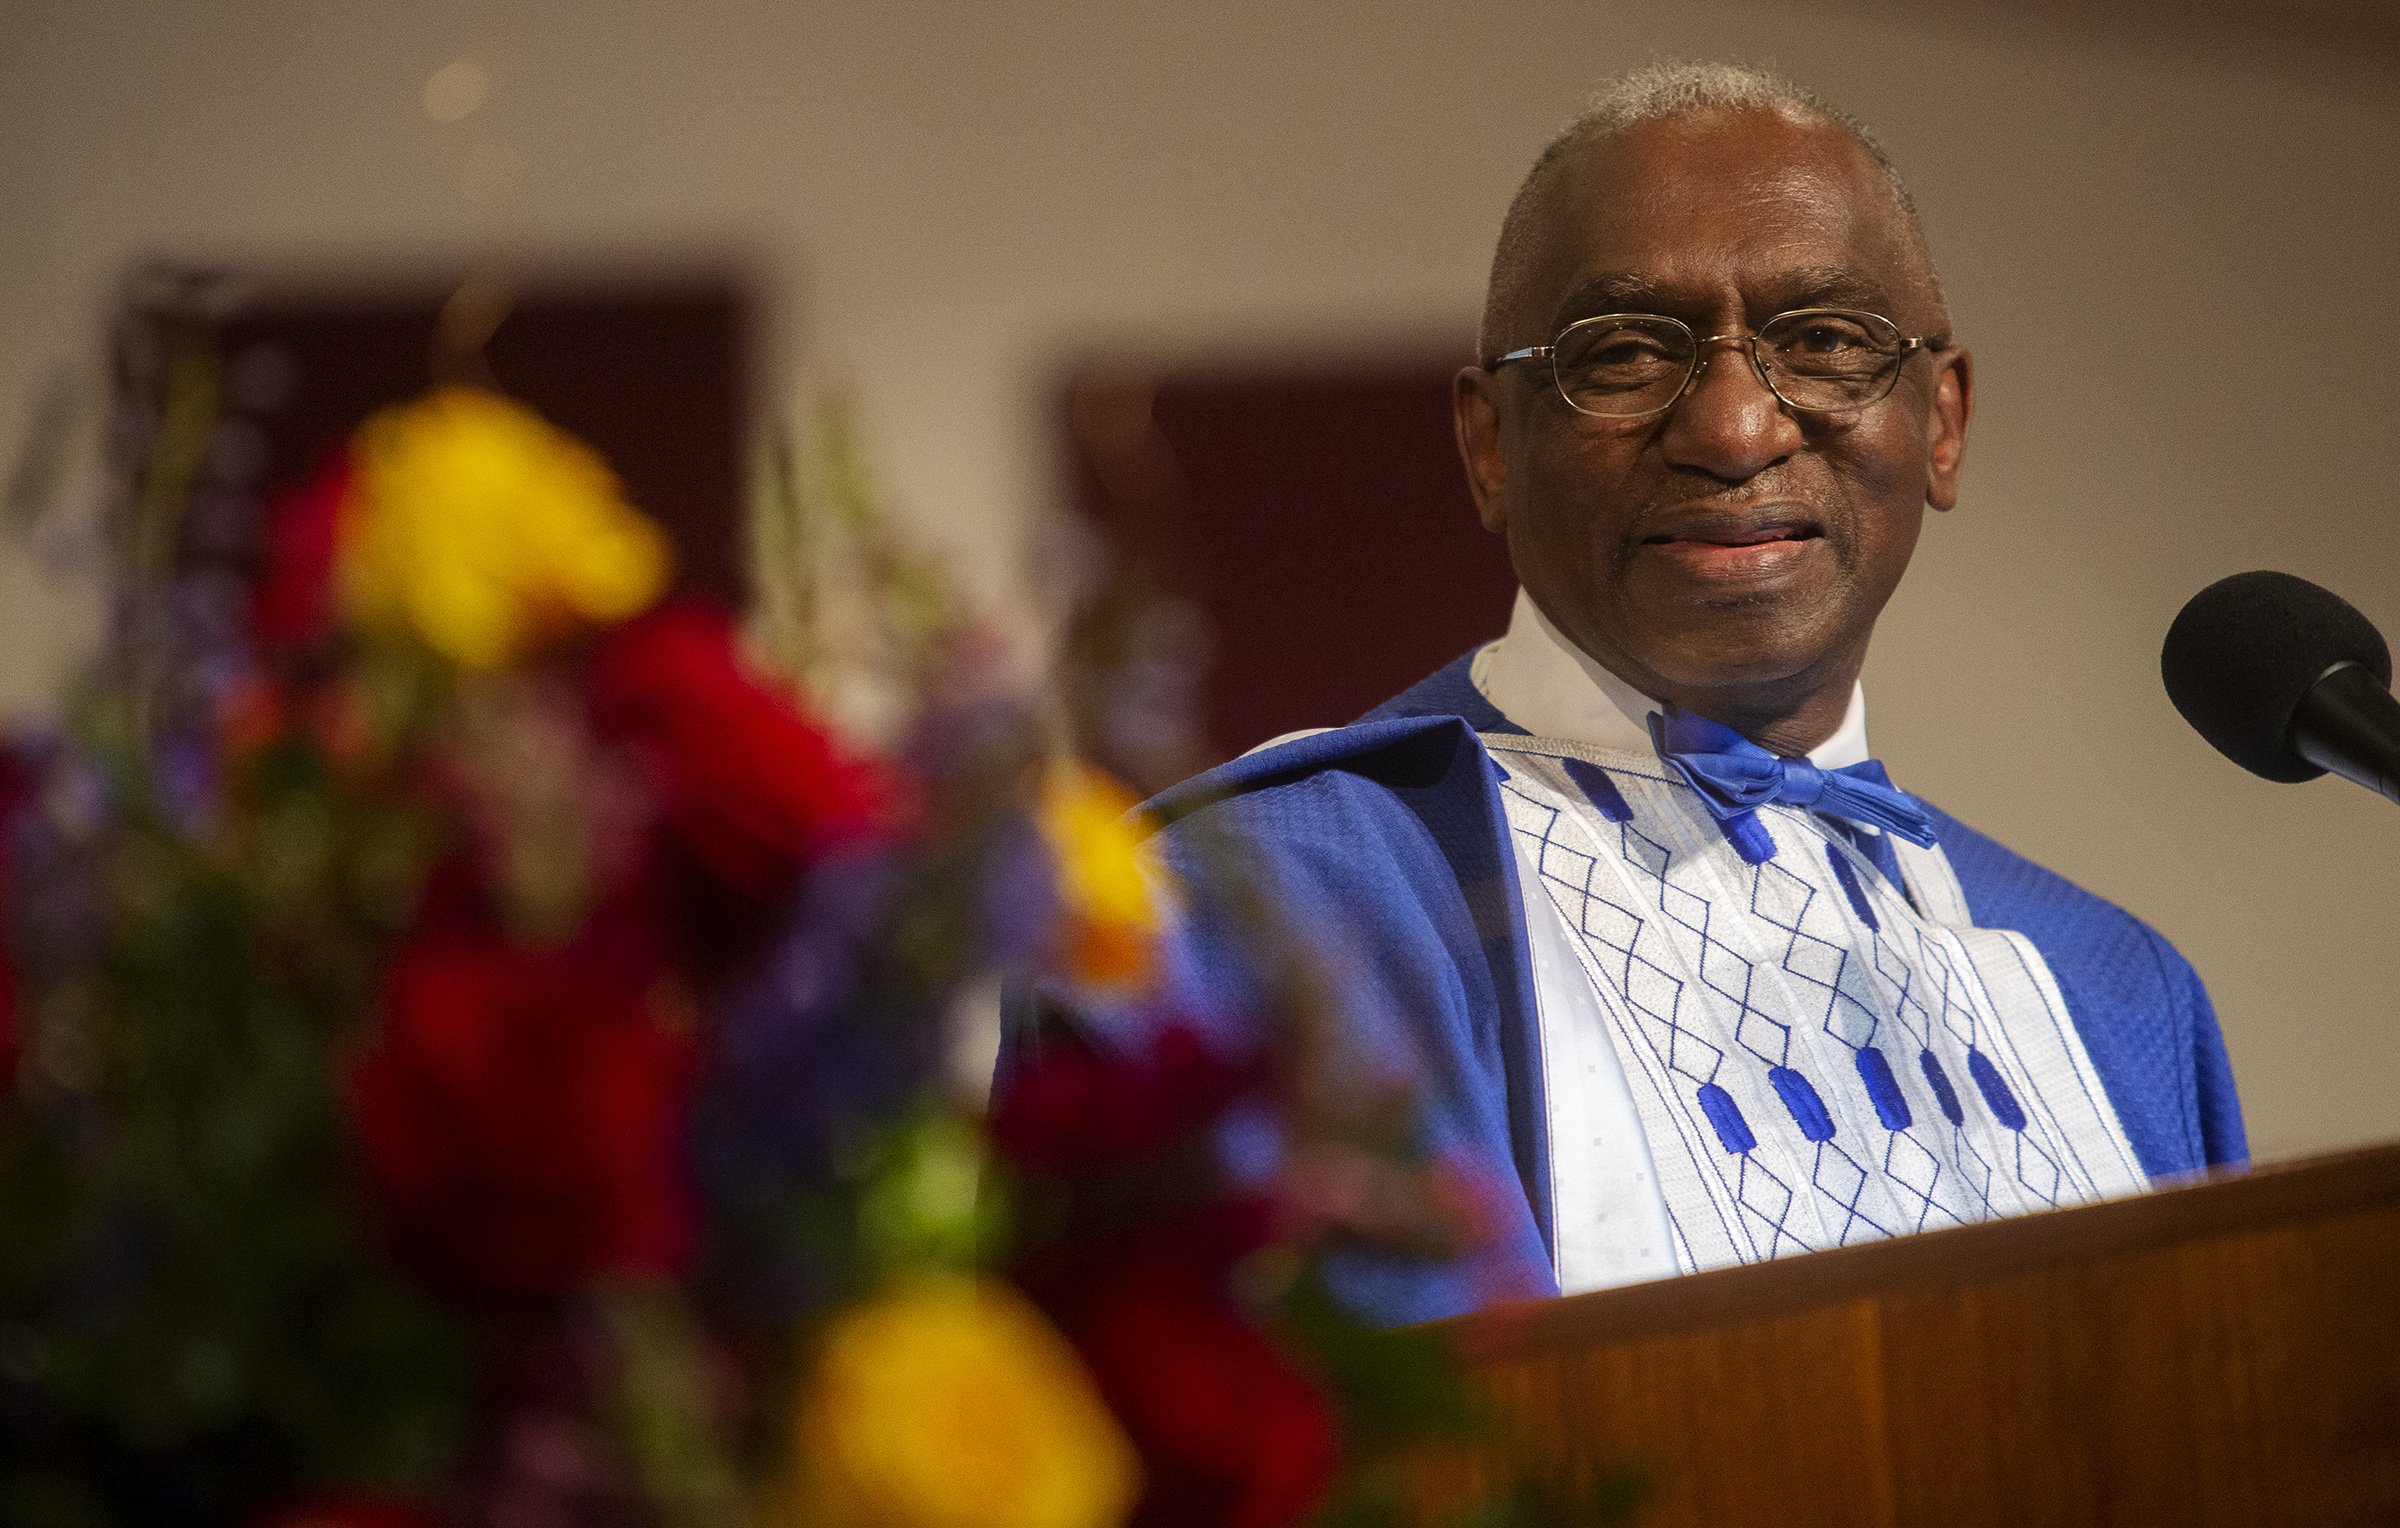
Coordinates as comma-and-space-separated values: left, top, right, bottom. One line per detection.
1483, 309, 1938, 419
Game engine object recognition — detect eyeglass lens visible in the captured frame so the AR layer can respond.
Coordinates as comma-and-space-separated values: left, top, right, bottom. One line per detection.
1550, 310, 1908, 417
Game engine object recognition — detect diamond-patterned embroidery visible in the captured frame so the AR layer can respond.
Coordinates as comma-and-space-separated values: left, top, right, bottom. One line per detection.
2011, 1130, 2066, 1204
1808, 1140, 1889, 1245
1880, 1131, 1954, 1234
1732, 1154, 1801, 1258
1491, 741, 2137, 1273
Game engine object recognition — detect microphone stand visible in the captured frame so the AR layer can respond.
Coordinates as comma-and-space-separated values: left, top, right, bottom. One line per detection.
2290, 662, 2400, 807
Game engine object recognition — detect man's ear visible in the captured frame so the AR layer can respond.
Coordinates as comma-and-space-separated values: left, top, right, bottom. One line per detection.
1454, 366, 1510, 534
1925, 346, 1974, 512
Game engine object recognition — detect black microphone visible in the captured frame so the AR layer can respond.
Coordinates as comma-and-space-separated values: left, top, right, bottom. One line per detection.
2161, 571, 2400, 805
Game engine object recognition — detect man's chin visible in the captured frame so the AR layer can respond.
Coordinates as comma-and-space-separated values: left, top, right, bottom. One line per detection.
1620, 621, 1849, 705
1531, 573, 1862, 706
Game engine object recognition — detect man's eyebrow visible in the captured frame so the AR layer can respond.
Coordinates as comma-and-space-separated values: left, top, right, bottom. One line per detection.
1545, 266, 1900, 329
1549, 273, 1669, 326
1766, 266, 1892, 312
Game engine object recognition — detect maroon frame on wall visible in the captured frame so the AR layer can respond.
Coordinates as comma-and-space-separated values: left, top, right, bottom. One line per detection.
1061, 362, 1518, 764
211, 275, 751, 610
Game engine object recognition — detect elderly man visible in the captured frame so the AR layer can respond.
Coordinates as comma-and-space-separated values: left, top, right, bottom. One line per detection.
1044, 63, 2246, 1325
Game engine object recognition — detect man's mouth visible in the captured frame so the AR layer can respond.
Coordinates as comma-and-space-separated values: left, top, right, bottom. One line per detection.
1635, 512, 1827, 579
1646, 525, 1822, 549
1651, 515, 1814, 551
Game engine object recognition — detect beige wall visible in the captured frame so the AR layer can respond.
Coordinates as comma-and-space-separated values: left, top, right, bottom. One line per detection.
3, 0, 2393, 1162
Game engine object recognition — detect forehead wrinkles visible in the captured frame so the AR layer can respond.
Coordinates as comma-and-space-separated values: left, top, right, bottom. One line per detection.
1522, 114, 1940, 335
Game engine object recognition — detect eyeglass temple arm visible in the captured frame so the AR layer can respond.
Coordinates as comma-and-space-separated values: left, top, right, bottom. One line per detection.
1480, 346, 1550, 373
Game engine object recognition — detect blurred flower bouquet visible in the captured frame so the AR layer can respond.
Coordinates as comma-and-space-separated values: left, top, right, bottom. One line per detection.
0, 288, 1631, 1527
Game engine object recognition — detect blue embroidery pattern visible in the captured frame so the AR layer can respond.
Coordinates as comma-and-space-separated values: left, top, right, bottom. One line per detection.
1492, 742, 2119, 1270
1696, 1082, 1756, 1153
1920, 1049, 1967, 1127
1825, 842, 1880, 930
1559, 756, 1631, 822
1968, 1049, 2030, 1132
1768, 1066, 1835, 1142
1854, 1046, 1912, 1130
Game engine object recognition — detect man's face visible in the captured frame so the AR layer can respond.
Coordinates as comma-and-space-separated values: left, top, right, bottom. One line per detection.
1455, 108, 1973, 746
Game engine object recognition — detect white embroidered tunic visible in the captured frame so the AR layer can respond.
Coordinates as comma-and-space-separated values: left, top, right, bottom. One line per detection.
1474, 591, 2146, 1293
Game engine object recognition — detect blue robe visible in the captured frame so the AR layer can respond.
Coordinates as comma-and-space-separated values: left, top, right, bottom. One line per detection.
1008, 655, 2247, 1327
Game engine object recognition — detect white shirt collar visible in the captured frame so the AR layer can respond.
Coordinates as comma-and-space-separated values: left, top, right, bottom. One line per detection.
1468, 587, 1872, 769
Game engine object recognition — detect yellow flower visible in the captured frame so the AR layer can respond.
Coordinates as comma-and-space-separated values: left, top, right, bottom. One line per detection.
789, 1276, 1141, 1528
1036, 759, 1168, 987
338, 387, 671, 668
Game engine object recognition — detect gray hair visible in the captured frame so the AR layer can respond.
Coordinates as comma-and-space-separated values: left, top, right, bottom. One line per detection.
1480, 61, 1932, 358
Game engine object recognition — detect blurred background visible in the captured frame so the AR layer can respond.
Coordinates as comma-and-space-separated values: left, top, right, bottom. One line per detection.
3, 0, 2394, 1166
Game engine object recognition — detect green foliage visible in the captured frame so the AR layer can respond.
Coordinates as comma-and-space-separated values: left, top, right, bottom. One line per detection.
0, 689, 474, 1520
1443, 1470, 1648, 1528
854, 1107, 1008, 1281
1277, 1274, 1648, 1528
747, 393, 958, 756
1280, 1273, 1482, 1450
597, 1284, 744, 1528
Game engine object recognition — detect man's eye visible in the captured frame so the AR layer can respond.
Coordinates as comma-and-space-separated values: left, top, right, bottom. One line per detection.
1563, 328, 1685, 372
1589, 338, 1670, 367
1787, 322, 1870, 354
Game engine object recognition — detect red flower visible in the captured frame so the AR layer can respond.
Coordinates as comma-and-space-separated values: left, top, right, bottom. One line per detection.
988, 1024, 1258, 1174
213, 675, 289, 762
1032, 1206, 1338, 1528
346, 876, 698, 1303
997, 1027, 1335, 1527
250, 448, 351, 654
587, 603, 901, 897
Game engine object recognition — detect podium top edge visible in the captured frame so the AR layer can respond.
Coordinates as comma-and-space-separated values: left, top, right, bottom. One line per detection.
1442, 1140, 2400, 1362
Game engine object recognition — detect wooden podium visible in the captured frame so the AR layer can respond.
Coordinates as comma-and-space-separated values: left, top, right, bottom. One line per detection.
1415, 1144, 2400, 1526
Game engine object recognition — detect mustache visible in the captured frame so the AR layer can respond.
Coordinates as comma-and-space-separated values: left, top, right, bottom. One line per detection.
1630, 500, 1826, 546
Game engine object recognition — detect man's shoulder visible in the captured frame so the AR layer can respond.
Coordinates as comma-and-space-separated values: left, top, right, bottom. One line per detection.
1139, 653, 1509, 839
1351, 650, 1522, 733
1129, 660, 1533, 928
1139, 712, 1491, 873
1922, 800, 2182, 966
1923, 796, 2244, 1172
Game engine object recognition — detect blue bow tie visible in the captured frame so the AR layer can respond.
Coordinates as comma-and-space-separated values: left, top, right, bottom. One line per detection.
1647, 704, 1939, 849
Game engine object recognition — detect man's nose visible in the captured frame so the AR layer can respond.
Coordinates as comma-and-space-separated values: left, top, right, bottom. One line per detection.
1657, 340, 1805, 482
